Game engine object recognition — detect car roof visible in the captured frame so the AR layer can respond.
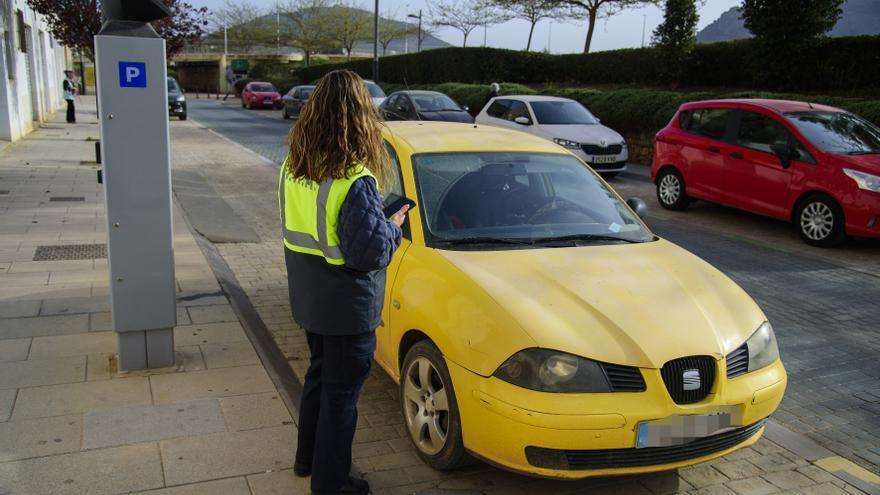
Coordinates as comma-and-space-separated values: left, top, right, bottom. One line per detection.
682, 98, 843, 114
394, 90, 447, 97
383, 121, 565, 154
294, 85, 315, 89
491, 95, 574, 103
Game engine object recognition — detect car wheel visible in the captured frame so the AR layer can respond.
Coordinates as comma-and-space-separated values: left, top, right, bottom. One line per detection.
179, 113, 187, 121
656, 168, 690, 211
282, 108, 289, 119
400, 340, 471, 470
796, 194, 846, 247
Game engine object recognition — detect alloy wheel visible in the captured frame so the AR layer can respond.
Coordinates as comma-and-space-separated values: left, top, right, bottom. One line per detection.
659, 174, 681, 205
800, 202, 834, 241
402, 356, 450, 455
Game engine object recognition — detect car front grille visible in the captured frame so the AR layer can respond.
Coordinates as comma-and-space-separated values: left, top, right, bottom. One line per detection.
602, 363, 646, 392
726, 344, 749, 379
582, 144, 623, 155
525, 419, 766, 470
660, 356, 716, 404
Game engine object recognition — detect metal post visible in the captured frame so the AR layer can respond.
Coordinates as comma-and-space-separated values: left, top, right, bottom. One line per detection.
418, 11, 422, 52
224, 22, 228, 55
372, 0, 379, 81
641, 14, 646, 48
404, 4, 409, 54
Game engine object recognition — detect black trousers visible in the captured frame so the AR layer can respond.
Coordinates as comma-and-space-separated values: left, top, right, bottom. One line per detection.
296, 330, 375, 494
66, 99, 75, 123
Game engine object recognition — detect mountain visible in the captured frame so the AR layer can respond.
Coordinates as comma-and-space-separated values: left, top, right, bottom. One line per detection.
697, 0, 880, 43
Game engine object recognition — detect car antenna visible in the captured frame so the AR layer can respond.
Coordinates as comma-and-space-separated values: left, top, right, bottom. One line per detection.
403, 76, 422, 122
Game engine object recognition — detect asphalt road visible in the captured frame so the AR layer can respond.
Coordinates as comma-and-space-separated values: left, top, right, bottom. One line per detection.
185, 98, 880, 473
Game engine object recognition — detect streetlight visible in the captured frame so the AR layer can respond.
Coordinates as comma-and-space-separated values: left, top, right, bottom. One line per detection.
373, 0, 379, 81
408, 10, 422, 52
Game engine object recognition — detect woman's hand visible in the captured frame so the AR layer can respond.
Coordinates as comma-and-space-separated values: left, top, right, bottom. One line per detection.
390, 204, 410, 227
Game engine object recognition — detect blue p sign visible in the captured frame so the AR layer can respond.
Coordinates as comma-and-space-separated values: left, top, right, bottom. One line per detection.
118, 61, 147, 88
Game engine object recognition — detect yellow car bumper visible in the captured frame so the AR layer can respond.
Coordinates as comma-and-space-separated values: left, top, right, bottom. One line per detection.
447, 357, 786, 479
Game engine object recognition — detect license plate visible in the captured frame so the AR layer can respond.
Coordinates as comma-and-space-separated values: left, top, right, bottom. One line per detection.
590, 155, 617, 164
636, 411, 740, 448
264, 97, 271, 103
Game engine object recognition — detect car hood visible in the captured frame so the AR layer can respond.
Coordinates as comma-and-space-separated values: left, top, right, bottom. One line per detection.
833, 153, 880, 174
539, 124, 624, 146
437, 239, 764, 369
417, 111, 474, 123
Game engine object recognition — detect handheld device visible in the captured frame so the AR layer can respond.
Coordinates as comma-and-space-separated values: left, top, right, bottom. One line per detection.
384, 196, 416, 218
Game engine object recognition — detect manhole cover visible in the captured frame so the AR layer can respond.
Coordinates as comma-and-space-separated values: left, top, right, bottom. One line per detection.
33, 244, 107, 261
49, 196, 85, 202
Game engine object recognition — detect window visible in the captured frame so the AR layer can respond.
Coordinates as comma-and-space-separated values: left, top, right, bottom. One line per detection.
785, 111, 880, 155
412, 93, 461, 112
505, 101, 530, 122
486, 99, 511, 118
366, 82, 386, 98
531, 101, 598, 125
3, 31, 12, 80
249, 83, 275, 92
736, 111, 791, 154
382, 142, 409, 238
685, 108, 731, 140
396, 96, 414, 114
15, 10, 25, 53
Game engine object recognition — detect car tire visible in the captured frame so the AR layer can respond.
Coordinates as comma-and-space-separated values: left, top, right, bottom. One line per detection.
282, 108, 289, 119
400, 340, 472, 471
795, 194, 847, 247
656, 168, 690, 211
179, 113, 187, 121
601, 171, 620, 180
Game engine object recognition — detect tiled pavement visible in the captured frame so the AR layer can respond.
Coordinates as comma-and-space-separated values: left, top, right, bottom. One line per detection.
170, 100, 880, 494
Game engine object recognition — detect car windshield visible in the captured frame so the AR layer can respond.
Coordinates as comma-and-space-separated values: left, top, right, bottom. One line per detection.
785, 111, 880, 155
366, 82, 386, 98
412, 152, 653, 248
167, 79, 179, 92
412, 94, 461, 112
531, 101, 598, 125
300, 87, 314, 99
251, 84, 275, 92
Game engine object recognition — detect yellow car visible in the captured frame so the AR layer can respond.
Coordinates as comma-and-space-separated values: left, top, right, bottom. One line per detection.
376, 121, 786, 479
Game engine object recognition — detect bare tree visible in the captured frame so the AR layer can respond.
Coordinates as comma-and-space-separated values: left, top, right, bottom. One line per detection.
428, 0, 510, 47
492, 0, 564, 51
554, 0, 658, 53
378, 12, 409, 55
211, 0, 271, 54
326, 0, 373, 60
280, 0, 337, 67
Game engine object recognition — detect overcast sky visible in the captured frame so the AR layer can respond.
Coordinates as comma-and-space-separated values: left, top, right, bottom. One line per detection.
188, 0, 741, 54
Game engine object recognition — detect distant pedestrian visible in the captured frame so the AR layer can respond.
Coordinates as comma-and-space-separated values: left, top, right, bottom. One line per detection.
484, 82, 500, 106
280, 69, 409, 495
63, 70, 77, 123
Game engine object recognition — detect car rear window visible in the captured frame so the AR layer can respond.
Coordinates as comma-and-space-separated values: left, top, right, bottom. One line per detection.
683, 108, 731, 140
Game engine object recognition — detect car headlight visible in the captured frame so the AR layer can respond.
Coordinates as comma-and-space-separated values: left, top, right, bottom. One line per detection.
843, 168, 880, 192
553, 138, 581, 149
176, 95, 185, 102
494, 348, 611, 393
746, 322, 779, 372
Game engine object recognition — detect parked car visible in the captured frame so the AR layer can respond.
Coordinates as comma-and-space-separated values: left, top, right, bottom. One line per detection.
652, 99, 880, 247
365, 79, 387, 107
475, 95, 628, 177
167, 77, 186, 120
240, 81, 281, 109
379, 91, 474, 123
281, 85, 315, 119
366, 120, 786, 479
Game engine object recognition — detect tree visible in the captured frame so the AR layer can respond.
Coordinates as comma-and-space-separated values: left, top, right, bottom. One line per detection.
741, 0, 843, 87
652, 0, 698, 84
280, 0, 337, 67
428, 0, 510, 47
27, 0, 209, 60
553, 0, 657, 53
326, 1, 372, 60
491, 0, 563, 51
378, 14, 409, 55
210, 0, 272, 54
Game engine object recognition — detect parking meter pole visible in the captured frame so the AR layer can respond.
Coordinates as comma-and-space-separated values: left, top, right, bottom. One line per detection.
95, 0, 177, 371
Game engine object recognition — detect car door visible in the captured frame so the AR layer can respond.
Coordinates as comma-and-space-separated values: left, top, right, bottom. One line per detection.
501, 100, 533, 132
725, 109, 808, 218
677, 107, 737, 202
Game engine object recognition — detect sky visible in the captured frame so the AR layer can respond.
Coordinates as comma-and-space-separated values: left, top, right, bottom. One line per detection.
188, 0, 742, 54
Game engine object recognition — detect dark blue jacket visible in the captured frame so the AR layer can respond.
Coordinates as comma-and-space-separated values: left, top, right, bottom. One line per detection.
285, 177, 402, 335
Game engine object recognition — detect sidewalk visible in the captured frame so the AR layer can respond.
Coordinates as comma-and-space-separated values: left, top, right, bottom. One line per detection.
0, 99, 307, 494
169, 100, 879, 495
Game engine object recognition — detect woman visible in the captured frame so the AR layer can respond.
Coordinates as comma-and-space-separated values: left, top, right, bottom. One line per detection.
63, 70, 78, 123
280, 69, 409, 495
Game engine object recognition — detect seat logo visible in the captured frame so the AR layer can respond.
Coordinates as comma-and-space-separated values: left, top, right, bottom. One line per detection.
683, 369, 701, 391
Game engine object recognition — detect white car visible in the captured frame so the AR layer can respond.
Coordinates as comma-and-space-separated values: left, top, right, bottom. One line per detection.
364, 79, 387, 107
475, 95, 628, 176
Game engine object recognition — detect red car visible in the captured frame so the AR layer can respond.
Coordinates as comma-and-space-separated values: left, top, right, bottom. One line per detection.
652, 99, 880, 247
241, 81, 281, 109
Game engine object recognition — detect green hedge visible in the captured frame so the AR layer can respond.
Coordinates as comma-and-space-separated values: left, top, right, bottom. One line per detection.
297, 36, 880, 93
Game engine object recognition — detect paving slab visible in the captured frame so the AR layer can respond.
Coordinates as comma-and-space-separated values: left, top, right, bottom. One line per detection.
187, 304, 238, 324
86, 352, 113, 381
0, 313, 89, 339
173, 321, 248, 346
0, 389, 14, 422
0, 442, 164, 495
247, 469, 310, 495
0, 300, 40, 318
39, 295, 110, 315
0, 338, 30, 362
150, 365, 274, 404
12, 376, 152, 420
0, 355, 85, 390
219, 392, 293, 431
27, 331, 116, 359
200, 340, 260, 368
0, 414, 82, 462
133, 477, 252, 495
160, 425, 296, 486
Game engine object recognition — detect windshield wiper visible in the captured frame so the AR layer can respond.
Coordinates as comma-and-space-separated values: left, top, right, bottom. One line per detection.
434, 236, 532, 246
845, 150, 880, 155
530, 234, 642, 244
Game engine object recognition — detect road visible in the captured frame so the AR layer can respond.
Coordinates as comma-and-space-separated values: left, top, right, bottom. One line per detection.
186, 98, 880, 473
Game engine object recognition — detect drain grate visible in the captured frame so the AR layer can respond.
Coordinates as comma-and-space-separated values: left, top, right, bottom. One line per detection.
49, 196, 85, 202
33, 243, 107, 261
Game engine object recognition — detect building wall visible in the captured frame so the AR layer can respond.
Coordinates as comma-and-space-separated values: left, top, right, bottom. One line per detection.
0, 0, 66, 142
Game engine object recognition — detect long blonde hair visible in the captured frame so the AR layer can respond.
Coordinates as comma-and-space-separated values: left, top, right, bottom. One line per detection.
286, 70, 390, 188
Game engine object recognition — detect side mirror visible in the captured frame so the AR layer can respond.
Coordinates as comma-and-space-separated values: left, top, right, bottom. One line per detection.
770, 143, 794, 169
626, 197, 648, 219
462, 105, 469, 112
514, 116, 531, 125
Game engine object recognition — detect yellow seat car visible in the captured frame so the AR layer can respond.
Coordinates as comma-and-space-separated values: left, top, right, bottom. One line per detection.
376, 121, 786, 479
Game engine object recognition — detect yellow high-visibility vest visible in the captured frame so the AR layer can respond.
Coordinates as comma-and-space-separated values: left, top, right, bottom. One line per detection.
278, 158, 376, 265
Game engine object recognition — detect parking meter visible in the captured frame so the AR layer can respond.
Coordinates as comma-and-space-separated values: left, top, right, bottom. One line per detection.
95, 0, 177, 370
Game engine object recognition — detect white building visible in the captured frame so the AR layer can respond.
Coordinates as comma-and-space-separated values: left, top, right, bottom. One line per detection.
0, 0, 67, 142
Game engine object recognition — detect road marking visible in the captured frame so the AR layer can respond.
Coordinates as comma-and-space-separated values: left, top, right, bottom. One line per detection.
816, 456, 880, 495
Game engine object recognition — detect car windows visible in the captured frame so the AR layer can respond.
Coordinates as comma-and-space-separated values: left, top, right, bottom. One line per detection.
366, 82, 386, 98
531, 101, 598, 125
685, 108, 731, 140
505, 101, 530, 122
397, 96, 414, 114
486, 99, 511, 118
167, 79, 179, 92
251, 84, 275, 92
785, 111, 880, 155
381, 142, 405, 205
736, 111, 790, 154
384, 95, 399, 109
